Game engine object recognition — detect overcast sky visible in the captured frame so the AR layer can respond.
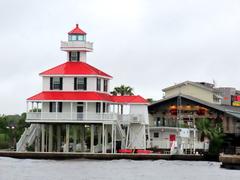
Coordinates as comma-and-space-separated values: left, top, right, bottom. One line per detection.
1, 0, 240, 114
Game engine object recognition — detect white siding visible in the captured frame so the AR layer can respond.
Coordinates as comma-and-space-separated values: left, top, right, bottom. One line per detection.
42, 77, 50, 91
87, 77, 96, 91
130, 104, 149, 124
63, 77, 74, 91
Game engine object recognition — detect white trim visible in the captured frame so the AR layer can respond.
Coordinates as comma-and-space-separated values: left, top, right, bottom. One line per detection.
40, 74, 112, 80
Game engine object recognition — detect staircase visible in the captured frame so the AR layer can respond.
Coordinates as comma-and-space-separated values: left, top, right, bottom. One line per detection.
16, 124, 40, 152
115, 118, 126, 148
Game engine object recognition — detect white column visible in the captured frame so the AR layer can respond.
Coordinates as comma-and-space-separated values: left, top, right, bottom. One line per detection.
36, 102, 39, 112
65, 124, 70, 152
70, 102, 73, 120
102, 123, 105, 153
100, 102, 103, 117
105, 125, 108, 153
57, 125, 61, 152
55, 102, 58, 119
85, 102, 88, 120
98, 126, 101, 146
48, 124, 53, 152
111, 124, 114, 153
32, 102, 34, 112
90, 125, 94, 153
114, 124, 117, 153
73, 127, 77, 152
80, 125, 85, 152
41, 124, 45, 152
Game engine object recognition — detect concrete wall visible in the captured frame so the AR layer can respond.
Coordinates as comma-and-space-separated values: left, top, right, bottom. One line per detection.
164, 84, 214, 103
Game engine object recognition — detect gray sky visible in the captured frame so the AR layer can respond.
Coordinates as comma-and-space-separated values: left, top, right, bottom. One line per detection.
1, 0, 240, 114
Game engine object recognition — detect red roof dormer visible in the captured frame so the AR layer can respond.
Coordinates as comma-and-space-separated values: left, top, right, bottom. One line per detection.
68, 24, 87, 35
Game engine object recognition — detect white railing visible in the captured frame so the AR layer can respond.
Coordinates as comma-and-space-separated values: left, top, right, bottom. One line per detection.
151, 140, 205, 150
60, 41, 93, 50
27, 112, 117, 122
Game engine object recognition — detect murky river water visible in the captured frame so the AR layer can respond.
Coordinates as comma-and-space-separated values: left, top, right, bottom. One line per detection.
0, 157, 240, 180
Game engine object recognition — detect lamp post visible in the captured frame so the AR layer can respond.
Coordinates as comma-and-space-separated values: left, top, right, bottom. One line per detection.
6, 124, 16, 150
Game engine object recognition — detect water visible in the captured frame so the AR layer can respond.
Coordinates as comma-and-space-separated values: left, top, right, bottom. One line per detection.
0, 157, 240, 180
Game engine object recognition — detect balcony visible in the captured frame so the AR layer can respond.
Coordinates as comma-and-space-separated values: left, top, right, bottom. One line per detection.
26, 112, 146, 124
60, 41, 93, 51
26, 112, 117, 123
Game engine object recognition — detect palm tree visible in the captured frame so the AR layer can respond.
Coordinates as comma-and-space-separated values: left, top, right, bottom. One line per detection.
196, 118, 213, 141
111, 85, 134, 96
111, 85, 134, 114
196, 118, 224, 154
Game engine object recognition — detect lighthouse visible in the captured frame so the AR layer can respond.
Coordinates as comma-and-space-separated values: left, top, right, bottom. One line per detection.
16, 25, 149, 153
61, 24, 93, 62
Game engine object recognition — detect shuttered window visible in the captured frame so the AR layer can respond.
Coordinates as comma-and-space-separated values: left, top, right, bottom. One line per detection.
50, 77, 62, 90
74, 77, 87, 90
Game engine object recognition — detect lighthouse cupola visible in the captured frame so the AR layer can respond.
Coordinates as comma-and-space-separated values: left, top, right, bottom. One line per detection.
60, 24, 93, 62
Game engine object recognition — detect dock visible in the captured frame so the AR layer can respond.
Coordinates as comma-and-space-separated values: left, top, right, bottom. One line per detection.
219, 155, 240, 170
0, 151, 205, 161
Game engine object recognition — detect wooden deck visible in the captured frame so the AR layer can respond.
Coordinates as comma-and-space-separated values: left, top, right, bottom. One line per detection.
219, 155, 240, 170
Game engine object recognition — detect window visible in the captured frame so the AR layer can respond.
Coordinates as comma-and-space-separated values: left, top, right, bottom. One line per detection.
68, 35, 86, 41
96, 102, 101, 113
74, 77, 87, 90
69, 52, 79, 61
153, 132, 159, 138
103, 80, 108, 92
49, 102, 62, 112
96, 78, 101, 91
77, 35, 85, 41
50, 77, 62, 90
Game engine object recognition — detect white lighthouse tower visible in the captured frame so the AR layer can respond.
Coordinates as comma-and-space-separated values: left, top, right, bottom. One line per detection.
16, 24, 149, 153
61, 24, 93, 62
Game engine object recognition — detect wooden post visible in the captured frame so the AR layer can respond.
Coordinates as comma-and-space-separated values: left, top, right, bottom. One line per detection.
48, 124, 53, 152
41, 124, 45, 152
65, 124, 70, 152
90, 125, 94, 153
57, 125, 61, 152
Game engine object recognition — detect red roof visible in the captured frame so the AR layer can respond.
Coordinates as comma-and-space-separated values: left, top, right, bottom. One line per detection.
68, 24, 86, 35
27, 92, 148, 104
40, 62, 112, 78
112, 95, 149, 104
27, 91, 112, 101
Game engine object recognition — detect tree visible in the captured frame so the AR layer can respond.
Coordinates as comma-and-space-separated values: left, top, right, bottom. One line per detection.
196, 118, 224, 155
111, 85, 134, 114
111, 85, 134, 96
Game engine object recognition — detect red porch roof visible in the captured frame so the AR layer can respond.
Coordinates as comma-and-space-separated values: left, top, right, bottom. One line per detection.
27, 92, 148, 104
68, 24, 86, 35
27, 91, 112, 101
112, 95, 149, 104
40, 62, 112, 78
